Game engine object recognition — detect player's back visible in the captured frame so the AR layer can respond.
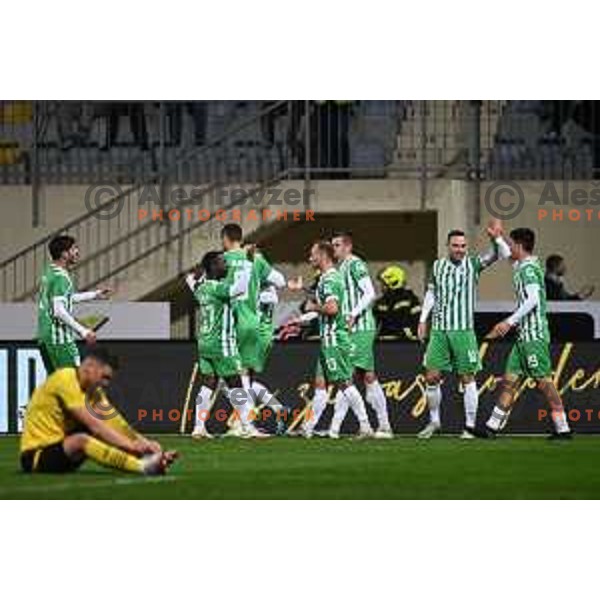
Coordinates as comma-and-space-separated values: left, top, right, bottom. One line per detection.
224, 248, 272, 324
194, 279, 237, 358
20, 368, 84, 452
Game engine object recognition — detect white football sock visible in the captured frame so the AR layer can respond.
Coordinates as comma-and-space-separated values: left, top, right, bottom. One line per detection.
241, 374, 251, 390
486, 406, 508, 431
366, 380, 391, 431
463, 381, 479, 429
194, 385, 214, 431
551, 409, 570, 434
425, 384, 442, 425
240, 375, 257, 428
344, 385, 372, 433
306, 388, 328, 433
228, 387, 254, 429
330, 390, 349, 434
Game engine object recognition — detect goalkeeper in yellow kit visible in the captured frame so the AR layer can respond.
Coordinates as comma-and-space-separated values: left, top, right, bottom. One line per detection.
20, 348, 177, 475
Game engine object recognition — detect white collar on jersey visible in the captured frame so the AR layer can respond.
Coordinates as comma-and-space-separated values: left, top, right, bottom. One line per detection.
50, 263, 70, 276
513, 255, 538, 269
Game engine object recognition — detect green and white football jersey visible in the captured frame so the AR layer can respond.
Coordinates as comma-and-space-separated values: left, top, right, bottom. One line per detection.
430, 255, 484, 331
37, 264, 76, 344
512, 257, 549, 342
223, 249, 273, 327
337, 254, 376, 333
193, 279, 237, 358
316, 267, 349, 348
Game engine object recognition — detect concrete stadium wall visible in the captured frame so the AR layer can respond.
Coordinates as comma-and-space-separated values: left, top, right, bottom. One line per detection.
1, 180, 598, 301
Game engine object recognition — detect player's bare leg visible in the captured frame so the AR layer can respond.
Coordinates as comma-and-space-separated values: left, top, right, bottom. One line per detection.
417, 370, 442, 439
484, 375, 520, 435
538, 378, 571, 439
361, 369, 392, 439
459, 373, 479, 439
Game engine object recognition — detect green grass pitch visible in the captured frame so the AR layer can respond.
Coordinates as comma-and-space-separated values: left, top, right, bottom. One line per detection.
1, 435, 600, 499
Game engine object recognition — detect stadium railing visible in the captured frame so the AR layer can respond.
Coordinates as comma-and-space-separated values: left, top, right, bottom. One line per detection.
0, 101, 292, 302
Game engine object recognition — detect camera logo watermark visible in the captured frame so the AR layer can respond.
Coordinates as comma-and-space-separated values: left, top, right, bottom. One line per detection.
85, 386, 119, 421
484, 182, 525, 220
484, 180, 600, 222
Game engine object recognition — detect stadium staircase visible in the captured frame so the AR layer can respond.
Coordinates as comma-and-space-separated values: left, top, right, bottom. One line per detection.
0, 102, 294, 316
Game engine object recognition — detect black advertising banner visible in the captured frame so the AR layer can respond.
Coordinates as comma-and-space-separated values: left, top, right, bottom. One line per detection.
1, 341, 599, 434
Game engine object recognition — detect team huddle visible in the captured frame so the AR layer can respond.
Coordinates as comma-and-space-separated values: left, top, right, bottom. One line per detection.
18, 218, 571, 476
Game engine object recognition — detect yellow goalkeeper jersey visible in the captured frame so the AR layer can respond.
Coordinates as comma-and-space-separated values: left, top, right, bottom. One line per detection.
20, 368, 87, 452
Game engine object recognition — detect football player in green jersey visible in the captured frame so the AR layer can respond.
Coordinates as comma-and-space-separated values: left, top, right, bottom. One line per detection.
185, 249, 255, 439
417, 221, 510, 439
331, 231, 392, 438
37, 235, 112, 374
289, 241, 373, 438
220, 224, 295, 433
484, 228, 571, 439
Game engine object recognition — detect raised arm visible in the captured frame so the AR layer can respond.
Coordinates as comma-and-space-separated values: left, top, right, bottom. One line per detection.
479, 236, 511, 269
479, 218, 511, 269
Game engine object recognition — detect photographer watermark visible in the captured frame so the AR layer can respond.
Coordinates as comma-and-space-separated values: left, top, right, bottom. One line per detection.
83, 181, 316, 223
485, 180, 600, 222
84, 385, 294, 424
85, 386, 119, 421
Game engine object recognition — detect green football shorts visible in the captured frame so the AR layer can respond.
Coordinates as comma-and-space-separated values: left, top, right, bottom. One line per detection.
349, 330, 376, 372
39, 341, 80, 374
235, 317, 262, 371
198, 355, 242, 378
424, 329, 481, 375
505, 338, 552, 379
316, 338, 353, 384
255, 323, 274, 374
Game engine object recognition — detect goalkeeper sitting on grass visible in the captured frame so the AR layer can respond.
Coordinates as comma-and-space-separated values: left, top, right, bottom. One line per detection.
20, 348, 177, 475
